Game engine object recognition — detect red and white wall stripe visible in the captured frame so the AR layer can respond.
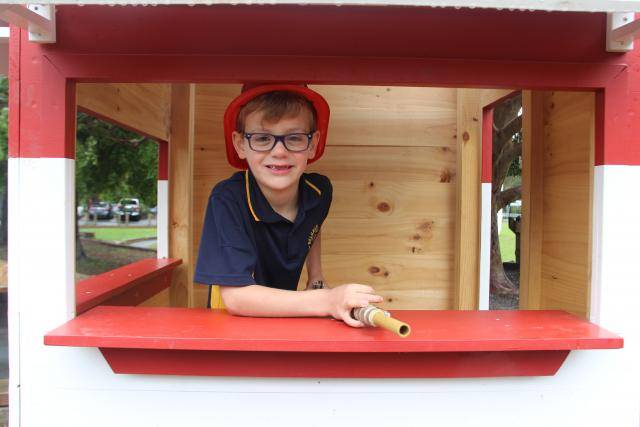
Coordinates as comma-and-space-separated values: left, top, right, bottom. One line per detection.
479, 107, 494, 310
157, 140, 169, 259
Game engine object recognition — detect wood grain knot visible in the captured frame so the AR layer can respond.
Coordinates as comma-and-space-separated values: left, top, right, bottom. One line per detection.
462, 131, 470, 142
412, 234, 422, 241
418, 221, 434, 232
440, 169, 452, 183
377, 202, 391, 212
369, 182, 375, 188
368, 266, 389, 278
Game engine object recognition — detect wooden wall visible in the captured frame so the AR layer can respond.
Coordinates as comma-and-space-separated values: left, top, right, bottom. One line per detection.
192, 85, 458, 309
521, 91, 594, 318
77, 83, 171, 141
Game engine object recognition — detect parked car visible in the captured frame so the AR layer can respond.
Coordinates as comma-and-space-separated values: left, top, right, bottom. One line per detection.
115, 198, 142, 222
87, 201, 114, 220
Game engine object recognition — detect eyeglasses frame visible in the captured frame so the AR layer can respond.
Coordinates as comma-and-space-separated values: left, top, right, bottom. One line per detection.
243, 132, 316, 152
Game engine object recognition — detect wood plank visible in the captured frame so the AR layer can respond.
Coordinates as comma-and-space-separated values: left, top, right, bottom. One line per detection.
77, 83, 171, 140
169, 84, 195, 308
480, 89, 517, 109
191, 84, 460, 309
454, 89, 481, 310
311, 85, 457, 147
520, 90, 544, 309
298, 254, 453, 309
540, 91, 594, 319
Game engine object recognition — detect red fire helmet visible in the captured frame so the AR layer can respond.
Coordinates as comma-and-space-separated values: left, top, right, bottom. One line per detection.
223, 84, 330, 170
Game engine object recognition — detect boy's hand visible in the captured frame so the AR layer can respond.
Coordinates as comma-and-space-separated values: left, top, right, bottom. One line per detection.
325, 284, 384, 327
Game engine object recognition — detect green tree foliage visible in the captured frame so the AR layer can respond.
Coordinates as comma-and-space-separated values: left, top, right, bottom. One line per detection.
76, 112, 158, 209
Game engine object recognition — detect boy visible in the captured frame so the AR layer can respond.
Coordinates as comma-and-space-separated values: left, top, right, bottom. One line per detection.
194, 84, 383, 327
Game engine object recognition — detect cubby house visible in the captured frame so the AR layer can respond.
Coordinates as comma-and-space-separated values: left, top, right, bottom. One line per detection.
5, 3, 639, 426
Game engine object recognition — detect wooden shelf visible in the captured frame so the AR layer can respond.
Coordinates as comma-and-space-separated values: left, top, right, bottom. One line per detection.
45, 307, 622, 378
75, 258, 182, 315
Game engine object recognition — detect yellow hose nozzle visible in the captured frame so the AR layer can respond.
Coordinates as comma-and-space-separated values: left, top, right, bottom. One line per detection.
351, 305, 411, 337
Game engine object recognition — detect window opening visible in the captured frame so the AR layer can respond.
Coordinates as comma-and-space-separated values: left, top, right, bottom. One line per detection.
75, 111, 159, 280
489, 94, 522, 310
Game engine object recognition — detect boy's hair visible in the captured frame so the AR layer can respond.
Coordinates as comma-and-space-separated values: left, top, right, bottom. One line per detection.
235, 91, 317, 132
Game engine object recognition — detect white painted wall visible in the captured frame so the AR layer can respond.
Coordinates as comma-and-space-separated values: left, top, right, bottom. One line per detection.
8, 158, 76, 427
10, 164, 639, 426
156, 180, 169, 259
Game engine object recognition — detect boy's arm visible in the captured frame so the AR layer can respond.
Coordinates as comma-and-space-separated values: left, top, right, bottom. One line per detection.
220, 283, 383, 327
305, 230, 324, 288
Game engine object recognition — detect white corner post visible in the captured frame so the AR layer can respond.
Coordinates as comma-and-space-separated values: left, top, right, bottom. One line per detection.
8, 34, 76, 425
157, 140, 169, 259
478, 107, 493, 310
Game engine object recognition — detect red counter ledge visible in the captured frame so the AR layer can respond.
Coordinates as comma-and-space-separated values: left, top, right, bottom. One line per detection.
75, 258, 182, 315
44, 307, 622, 378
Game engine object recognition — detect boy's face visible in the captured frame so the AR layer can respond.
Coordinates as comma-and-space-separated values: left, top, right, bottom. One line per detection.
232, 109, 319, 194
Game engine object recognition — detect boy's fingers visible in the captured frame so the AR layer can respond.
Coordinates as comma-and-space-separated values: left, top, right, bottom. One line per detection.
348, 284, 375, 294
341, 312, 364, 328
367, 294, 384, 303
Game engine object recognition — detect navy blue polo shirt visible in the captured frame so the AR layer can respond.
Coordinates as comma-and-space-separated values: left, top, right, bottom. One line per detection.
194, 170, 332, 298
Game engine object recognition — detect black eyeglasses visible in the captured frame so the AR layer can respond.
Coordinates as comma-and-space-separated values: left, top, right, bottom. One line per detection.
244, 132, 314, 152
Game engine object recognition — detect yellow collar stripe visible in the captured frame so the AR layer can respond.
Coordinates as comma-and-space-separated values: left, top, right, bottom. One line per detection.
304, 179, 322, 196
245, 170, 260, 222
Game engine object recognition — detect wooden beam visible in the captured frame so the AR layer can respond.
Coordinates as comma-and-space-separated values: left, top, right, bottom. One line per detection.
454, 89, 482, 310
0, 5, 55, 43
520, 90, 544, 310
169, 84, 195, 308
77, 83, 171, 141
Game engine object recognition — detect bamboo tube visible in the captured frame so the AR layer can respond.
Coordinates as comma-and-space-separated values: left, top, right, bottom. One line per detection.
351, 305, 411, 337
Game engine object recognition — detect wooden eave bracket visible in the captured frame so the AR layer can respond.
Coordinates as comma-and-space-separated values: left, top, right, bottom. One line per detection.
607, 12, 640, 52
0, 4, 55, 44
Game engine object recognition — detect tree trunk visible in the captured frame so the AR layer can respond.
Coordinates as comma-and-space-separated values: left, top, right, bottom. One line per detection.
489, 94, 522, 295
0, 189, 6, 247
76, 193, 87, 260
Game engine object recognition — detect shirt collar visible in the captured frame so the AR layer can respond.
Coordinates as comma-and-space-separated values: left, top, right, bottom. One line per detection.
245, 170, 322, 223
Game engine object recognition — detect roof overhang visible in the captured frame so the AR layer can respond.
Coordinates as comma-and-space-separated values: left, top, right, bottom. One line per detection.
1, 1, 640, 51
0, 1, 639, 12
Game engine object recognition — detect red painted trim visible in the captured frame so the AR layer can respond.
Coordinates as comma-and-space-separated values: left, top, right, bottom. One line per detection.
595, 89, 605, 166
13, 6, 640, 164
158, 140, 168, 181
46, 307, 623, 352
8, 26, 21, 158
78, 106, 163, 143
100, 348, 570, 378
75, 258, 182, 315
598, 72, 630, 166
49, 53, 624, 90
17, 32, 76, 159
482, 107, 494, 184
50, 6, 613, 64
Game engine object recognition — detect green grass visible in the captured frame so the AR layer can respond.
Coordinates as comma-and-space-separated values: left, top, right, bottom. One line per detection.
80, 227, 156, 243
499, 219, 516, 263
76, 239, 155, 277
